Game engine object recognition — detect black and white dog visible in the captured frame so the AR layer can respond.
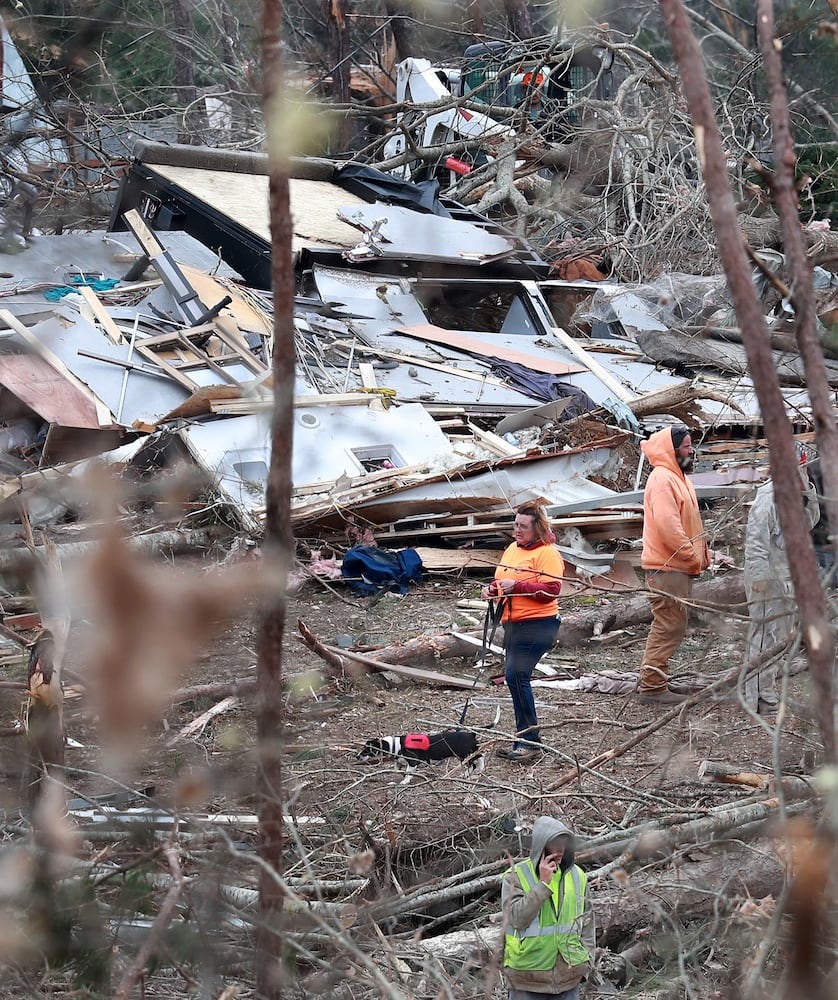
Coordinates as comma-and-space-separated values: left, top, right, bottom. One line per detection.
357, 709, 499, 784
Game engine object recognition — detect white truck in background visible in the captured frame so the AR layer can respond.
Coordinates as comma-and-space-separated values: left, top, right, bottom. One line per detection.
382, 39, 614, 184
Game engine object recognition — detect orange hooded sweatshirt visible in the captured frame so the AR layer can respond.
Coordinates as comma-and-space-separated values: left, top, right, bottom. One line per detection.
640, 428, 711, 575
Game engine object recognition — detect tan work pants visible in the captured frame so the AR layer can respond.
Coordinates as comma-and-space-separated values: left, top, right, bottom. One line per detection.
640, 570, 692, 694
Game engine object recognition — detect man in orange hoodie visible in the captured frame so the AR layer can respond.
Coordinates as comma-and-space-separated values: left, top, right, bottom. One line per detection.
638, 427, 711, 704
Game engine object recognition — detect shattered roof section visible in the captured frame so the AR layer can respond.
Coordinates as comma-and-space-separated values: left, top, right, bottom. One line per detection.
173, 402, 457, 533
110, 142, 551, 285
144, 163, 369, 257
337, 203, 522, 265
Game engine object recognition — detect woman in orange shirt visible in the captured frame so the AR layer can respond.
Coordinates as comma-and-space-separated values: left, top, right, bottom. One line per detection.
481, 503, 565, 763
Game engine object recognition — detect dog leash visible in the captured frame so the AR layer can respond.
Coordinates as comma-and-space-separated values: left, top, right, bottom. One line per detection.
458, 596, 507, 727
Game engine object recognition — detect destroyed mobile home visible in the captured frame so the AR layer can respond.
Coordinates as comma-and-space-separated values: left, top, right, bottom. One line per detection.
1, 141, 834, 574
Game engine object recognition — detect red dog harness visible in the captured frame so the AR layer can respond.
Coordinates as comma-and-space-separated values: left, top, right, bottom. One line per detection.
404, 734, 430, 750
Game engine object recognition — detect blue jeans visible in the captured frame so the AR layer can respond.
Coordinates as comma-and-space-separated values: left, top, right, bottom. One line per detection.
504, 616, 560, 748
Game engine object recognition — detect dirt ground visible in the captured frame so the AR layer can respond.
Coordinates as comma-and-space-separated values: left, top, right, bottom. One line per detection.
0, 499, 825, 997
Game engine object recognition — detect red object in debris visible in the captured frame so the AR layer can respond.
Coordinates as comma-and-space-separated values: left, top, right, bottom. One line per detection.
444, 156, 472, 176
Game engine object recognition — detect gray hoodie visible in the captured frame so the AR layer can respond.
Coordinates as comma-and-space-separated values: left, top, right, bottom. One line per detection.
501, 816, 595, 993
528, 815, 576, 873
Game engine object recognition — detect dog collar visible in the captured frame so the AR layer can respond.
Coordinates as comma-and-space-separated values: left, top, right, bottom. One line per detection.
404, 734, 430, 750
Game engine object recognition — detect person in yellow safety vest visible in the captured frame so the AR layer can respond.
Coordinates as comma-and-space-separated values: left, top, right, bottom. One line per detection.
501, 816, 596, 1000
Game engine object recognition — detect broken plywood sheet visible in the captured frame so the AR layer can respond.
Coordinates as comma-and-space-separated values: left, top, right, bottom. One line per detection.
0, 309, 114, 427
411, 547, 503, 571
26, 309, 189, 426
0, 353, 104, 429
144, 164, 369, 256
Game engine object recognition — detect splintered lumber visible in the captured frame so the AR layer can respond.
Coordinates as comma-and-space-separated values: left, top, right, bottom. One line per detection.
698, 760, 815, 797
293, 460, 437, 499
543, 321, 636, 403
414, 547, 503, 571
78, 285, 124, 344
333, 340, 511, 388
290, 463, 456, 524
466, 421, 525, 458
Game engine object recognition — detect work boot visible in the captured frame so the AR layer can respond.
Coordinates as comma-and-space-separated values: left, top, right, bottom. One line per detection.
638, 688, 686, 706
497, 746, 543, 763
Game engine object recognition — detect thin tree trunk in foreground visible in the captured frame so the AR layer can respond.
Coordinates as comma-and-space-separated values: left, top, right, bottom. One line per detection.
660, 0, 836, 764
257, 0, 295, 994
755, 0, 838, 573
756, 15, 838, 1000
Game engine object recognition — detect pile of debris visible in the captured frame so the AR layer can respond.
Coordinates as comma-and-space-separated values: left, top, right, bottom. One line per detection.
0, 141, 834, 590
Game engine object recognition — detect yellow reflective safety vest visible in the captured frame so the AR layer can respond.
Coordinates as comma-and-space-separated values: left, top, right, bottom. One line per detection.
504, 860, 590, 971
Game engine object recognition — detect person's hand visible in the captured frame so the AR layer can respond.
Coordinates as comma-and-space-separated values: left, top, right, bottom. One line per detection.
538, 853, 559, 883
750, 579, 768, 594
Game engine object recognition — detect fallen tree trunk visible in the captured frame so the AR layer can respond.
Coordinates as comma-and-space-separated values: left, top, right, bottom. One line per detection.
633, 328, 838, 387
593, 839, 786, 948
0, 529, 230, 576
629, 379, 745, 421
303, 623, 489, 669
557, 572, 746, 647
298, 575, 745, 672
170, 676, 258, 705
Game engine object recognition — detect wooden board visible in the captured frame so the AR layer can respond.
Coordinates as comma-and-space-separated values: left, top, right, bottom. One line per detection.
0, 311, 113, 427
78, 286, 124, 344
413, 547, 503, 570
396, 323, 586, 376
179, 266, 273, 339
0, 353, 104, 429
